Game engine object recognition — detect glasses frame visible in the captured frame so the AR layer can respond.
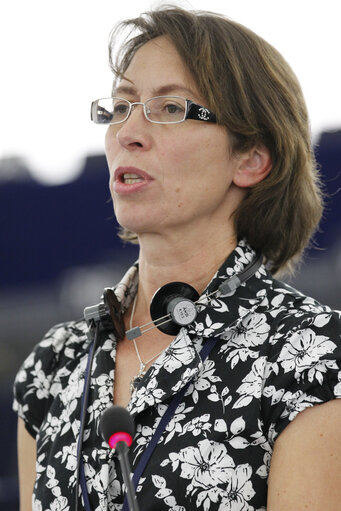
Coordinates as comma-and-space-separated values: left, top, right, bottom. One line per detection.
90, 95, 217, 125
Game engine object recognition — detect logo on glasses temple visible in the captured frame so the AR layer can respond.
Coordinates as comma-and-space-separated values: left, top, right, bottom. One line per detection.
198, 107, 210, 121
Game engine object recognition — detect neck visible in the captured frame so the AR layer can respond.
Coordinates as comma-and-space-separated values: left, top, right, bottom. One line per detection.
132, 222, 238, 323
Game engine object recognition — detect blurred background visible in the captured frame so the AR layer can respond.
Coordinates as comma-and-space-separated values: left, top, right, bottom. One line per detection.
1, 0, 340, 508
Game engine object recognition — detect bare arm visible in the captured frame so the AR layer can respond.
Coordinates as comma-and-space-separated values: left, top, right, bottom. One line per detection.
267, 399, 341, 510
17, 417, 36, 511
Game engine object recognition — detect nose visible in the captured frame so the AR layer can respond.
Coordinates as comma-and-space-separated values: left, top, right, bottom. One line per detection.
115, 102, 153, 151
129, 101, 145, 114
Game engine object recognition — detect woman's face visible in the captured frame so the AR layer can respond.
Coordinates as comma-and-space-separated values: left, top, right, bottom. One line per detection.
105, 36, 244, 240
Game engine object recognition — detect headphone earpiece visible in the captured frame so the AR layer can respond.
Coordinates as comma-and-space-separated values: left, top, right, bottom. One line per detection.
84, 288, 125, 341
84, 253, 263, 341
150, 282, 200, 335
103, 288, 125, 341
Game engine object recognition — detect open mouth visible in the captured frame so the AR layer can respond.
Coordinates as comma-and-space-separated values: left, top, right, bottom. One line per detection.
121, 173, 145, 184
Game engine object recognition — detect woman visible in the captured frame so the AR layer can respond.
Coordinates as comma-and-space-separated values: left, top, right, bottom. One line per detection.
14, 6, 341, 511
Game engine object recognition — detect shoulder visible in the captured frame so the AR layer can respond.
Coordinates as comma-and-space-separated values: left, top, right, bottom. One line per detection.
16, 319, 90, 381
38, 318, 90, 359
258, 274, 341, 342
254, 274, 341, 444
13, 319, 90, 436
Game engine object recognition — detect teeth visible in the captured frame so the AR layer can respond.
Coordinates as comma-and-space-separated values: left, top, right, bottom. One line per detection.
125, 178, 143, 184
124, 173, 140, 178
123, 172, 144, 184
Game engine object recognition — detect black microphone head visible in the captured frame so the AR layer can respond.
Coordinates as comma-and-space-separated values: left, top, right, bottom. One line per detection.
100, 405, 135, 448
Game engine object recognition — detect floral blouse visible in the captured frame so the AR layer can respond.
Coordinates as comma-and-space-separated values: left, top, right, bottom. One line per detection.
13, 241, 341, 511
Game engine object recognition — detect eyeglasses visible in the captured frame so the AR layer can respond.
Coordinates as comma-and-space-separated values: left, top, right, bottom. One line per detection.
90, 96, 217, 125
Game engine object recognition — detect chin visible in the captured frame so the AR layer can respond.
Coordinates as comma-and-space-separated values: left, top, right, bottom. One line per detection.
116, 216, 151, 235
115, 204, 163, 233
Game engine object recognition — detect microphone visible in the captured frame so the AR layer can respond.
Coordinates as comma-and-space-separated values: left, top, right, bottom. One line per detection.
100, 406, 140, 511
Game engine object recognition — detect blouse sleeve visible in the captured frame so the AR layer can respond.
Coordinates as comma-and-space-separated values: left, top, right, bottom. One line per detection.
262, 309, 341, 446
13, 320, 88, 438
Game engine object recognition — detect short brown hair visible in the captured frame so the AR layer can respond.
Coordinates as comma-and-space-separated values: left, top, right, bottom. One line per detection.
108, 6, 323, 274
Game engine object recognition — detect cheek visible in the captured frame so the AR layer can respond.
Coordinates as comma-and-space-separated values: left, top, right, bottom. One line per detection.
162, 134, 230, 193
168, 127, 228, 168
174, 187, 184, 209
105, 128, 115, 162
105, 129, 119, 190
168, 134, 235, 213
158, 139, 186, 169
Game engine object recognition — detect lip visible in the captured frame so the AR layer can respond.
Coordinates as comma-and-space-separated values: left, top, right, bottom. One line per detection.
113, 166, 154, 195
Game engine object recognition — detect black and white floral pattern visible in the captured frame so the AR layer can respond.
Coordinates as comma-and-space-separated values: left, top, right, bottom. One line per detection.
13, 241, 341, 510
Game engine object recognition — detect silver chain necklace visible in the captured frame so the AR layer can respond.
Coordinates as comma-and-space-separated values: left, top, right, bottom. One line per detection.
129, 294, 165, 393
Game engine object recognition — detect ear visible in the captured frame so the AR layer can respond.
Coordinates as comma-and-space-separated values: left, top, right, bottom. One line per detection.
232, 144, 272, 188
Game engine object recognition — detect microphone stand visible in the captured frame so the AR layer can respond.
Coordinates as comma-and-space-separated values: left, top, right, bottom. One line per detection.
116, 441, 140, 511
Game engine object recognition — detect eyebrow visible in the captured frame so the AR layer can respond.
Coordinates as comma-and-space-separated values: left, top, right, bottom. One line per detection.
114, 83, 199, 100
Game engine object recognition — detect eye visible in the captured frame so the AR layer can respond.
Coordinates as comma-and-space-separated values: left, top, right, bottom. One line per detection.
163, 102, 185, 114
113, 102, 129, 115
145, 97, 187, 122
165, 103, 182, 113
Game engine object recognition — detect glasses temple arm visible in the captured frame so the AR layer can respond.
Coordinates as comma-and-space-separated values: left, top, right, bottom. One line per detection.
186, 100, 217, 123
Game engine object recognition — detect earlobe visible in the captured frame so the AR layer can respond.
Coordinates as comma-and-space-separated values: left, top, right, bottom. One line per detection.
233, 144, 272, 188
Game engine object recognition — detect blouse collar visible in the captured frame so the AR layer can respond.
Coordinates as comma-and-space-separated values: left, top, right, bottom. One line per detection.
111, 240, 269, 417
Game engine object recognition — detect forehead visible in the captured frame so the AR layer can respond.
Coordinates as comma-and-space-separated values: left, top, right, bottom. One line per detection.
117, 36, 201, 101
